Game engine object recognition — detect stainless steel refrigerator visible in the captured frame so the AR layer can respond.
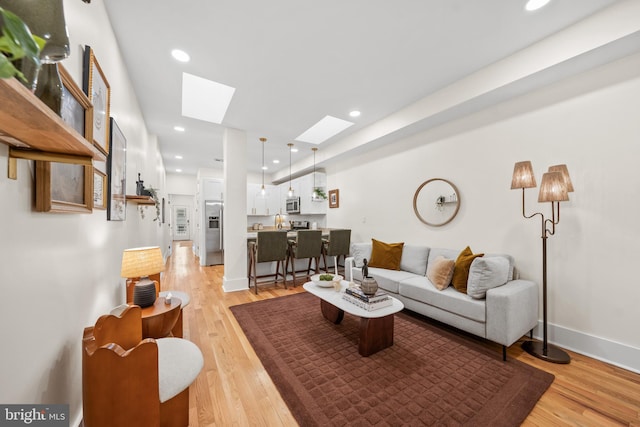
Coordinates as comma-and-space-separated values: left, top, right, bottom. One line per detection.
205, 200, 224, 265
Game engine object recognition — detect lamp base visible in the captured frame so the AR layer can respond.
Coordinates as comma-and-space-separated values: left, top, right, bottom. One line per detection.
133, 278, 157, 308
522, 340, 571, 364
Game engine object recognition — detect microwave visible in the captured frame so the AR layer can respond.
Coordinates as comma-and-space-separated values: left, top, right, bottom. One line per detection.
286, 197, 300, 214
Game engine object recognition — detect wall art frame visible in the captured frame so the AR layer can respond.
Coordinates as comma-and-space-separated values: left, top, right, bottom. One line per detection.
107, 118, 126, 221
329, 189, 339, 208
35, 161, 93, 213
82, 45, 111, 155
93, 169, 107, 210
59, 64, 93, 143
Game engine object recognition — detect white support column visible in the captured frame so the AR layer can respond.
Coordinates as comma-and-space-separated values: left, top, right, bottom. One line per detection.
222, 128, 249, 292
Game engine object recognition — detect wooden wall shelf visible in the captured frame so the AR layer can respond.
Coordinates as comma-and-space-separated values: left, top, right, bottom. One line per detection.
126, 195, 156, 205
0, 78, 106, 162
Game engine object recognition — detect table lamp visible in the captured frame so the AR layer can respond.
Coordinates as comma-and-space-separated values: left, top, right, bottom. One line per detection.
120, 246, 165, 308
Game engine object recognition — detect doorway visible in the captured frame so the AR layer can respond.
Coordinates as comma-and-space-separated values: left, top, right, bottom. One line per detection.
173, 205, 190, 241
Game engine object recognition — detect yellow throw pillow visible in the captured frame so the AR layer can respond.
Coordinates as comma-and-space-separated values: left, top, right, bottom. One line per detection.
451, 246, 484, 293
426, 256, 455, 290
368, 238, 404, 270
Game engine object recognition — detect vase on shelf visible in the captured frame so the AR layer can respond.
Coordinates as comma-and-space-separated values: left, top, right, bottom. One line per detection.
34, 63, 62, 114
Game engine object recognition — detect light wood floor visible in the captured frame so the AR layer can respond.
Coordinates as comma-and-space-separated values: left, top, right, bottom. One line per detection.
164, 241, 640, 426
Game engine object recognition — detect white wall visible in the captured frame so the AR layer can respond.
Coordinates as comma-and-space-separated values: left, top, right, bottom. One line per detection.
327, 52, 640, 372
166, 173, 197, 196
0, 1, 169, 424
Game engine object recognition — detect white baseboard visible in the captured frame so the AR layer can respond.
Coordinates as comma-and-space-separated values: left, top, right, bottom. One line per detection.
533, 321, 640, 374
222, 276, 249, 292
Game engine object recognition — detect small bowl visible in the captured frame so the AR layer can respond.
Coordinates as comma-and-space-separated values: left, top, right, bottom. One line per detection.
311, 273, 343, 287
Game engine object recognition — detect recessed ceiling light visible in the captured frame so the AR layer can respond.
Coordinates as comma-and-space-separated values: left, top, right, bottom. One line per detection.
262, 166, 268, 170
272, 159, 280, 164
291, 147, 298, 153
175, 155, 183, 159
171, 49, 190, 63
176, 169, 182, 173
182, 73, 235, 125
525, 0, 551, 11
349, 110, 361, 117
296, 115, 354, 144
174, 126, 185, 132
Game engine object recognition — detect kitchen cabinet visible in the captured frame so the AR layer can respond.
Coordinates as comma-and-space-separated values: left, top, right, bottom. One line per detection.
203, 179, 223, 200
277, 179, 301, 214
247, 183, 279, 216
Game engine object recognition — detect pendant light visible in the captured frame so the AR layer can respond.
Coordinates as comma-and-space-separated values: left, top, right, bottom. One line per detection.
287, 143, 294, 197
260, 137, 266, 196
311, 147, 318, 200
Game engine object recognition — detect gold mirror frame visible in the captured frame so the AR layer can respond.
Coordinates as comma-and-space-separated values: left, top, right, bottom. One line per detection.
413, 178, 460, 227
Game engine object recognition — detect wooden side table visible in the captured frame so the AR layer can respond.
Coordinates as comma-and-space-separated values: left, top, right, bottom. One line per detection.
138, 297, 181, 339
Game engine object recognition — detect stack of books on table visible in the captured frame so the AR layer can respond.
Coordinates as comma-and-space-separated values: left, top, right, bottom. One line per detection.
342, 287, 393, 311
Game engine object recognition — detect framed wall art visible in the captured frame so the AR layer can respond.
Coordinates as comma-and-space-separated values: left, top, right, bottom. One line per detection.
329, 189, 339, 208
32, 64, 95, 214
59, 64, 93, 143
107, 118, 126, 221
82, 45, 111, 155
93, 169, 107, 210
35, 161, 93, 213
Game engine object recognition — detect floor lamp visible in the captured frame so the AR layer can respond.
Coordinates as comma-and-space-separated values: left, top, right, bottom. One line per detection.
511, 161, 573, 364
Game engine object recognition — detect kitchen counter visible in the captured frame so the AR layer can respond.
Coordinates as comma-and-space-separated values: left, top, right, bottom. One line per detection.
246, 228, 333, 240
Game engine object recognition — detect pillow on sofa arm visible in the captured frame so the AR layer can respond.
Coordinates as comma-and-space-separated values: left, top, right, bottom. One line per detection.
350, 243, 372, 268
466, 256, 510, 299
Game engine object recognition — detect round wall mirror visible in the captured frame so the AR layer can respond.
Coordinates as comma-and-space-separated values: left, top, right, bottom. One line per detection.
413, 178, 460, 227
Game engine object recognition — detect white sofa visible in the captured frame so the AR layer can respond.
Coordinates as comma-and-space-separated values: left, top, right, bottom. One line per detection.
345, 243, 538, 360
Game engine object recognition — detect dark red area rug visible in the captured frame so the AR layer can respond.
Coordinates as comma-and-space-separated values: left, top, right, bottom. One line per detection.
230, 292, 553, 426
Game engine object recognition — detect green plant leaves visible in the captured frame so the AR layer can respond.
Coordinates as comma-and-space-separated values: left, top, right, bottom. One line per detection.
0, 6, 42, 80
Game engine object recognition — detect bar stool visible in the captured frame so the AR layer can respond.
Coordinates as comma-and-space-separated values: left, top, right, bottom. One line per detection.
287, 229, 323, 286
321, 229, 351, 275
248, 231, 289, 294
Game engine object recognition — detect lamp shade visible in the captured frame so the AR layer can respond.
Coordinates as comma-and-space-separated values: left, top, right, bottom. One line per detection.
121, 246, 165, 278
548, 164, 574, 192
538, 172, 569, 202
511, 161, 537, 189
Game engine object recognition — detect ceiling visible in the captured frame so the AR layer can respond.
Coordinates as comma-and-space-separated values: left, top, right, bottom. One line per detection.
103, 0, 621, 178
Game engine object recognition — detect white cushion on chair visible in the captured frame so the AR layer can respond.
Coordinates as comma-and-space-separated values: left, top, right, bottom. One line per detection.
156, 338, 203, 403
159, 291, 191, 308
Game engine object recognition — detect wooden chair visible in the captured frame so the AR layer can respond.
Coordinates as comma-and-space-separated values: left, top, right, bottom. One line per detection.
287, 230, 323, 286
82, 305, 203, 427
320, 229, 351, 275
248, 231, 289, 294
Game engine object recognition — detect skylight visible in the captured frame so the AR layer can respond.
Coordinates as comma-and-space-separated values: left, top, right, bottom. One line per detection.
295, 115, 354, 144
181, 72, 235, 125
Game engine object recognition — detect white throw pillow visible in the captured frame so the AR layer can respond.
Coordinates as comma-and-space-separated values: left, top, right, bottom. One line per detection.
350, 243, 372, 268
466, 257, 510, 299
